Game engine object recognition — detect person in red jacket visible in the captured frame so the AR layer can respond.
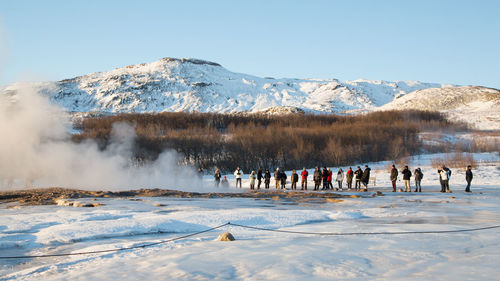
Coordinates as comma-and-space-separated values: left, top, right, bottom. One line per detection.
301, 168, 309, 190
327, 168, 333, 190
321, 167, 328, 190
346, 167, 353, 190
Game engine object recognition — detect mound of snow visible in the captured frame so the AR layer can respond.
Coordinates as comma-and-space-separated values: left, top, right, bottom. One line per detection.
378, 86, 500, 130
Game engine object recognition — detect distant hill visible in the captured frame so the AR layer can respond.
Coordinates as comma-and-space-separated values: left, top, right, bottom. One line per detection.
1, 57, 498, 129
378, 86, 500, 130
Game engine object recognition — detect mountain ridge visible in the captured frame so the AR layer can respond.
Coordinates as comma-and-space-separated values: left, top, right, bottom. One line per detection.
1, 57, 498, 129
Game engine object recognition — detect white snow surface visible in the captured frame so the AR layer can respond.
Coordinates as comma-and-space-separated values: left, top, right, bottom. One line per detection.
1, 152, 499, 280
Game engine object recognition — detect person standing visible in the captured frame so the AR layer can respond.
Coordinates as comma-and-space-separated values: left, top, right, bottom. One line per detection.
264, 169, 271, 189
327, 168, 334, 190
321, 167, 329, 190
257, 167, 263, 189
402, 165, 412, 192
361, 165, 371, 191
390, 165, 398, 192
301, 168, 309, 190
336, 168, 344, 191
465, 165, 473, 192
280, 170, 287, 189
214, 169, 221, 187
249, 171, 256, 190
445, 166, 452, 192
414, 167, 423, 192
354, 166, 363, 190
437, 167, 445, 192
274, 168, 281, 189
313, 167, 321, 191
221, 176, 229, 187
234, 167, 243, 188
346, 167, 353, 190
438, 165, 451, 192
291, 169, 299, 190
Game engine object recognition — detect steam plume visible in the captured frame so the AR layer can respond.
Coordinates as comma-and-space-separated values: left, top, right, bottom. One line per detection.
0, 84, 203, 191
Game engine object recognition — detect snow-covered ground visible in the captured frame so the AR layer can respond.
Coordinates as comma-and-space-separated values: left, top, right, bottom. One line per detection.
1, 153, 499, 280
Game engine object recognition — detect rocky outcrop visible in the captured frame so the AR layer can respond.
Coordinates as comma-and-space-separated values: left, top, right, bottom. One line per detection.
217, 232, 235, 241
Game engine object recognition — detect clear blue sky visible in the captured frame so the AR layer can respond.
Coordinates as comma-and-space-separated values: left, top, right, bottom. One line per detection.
1, 0, 499, 88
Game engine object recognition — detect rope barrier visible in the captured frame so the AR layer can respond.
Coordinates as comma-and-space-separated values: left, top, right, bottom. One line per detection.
2, 222, 499, 260
228, 222, 500, 236
0, 222, 229, 260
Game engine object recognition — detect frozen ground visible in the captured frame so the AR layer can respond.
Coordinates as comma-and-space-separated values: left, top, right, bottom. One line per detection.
1, 153, 499, 280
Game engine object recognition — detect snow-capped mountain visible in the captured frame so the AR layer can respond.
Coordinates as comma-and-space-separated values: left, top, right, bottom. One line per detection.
1, 57, 445, 113
1, 57, 498, 129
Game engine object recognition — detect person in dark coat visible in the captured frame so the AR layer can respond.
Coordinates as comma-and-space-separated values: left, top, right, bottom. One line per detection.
214, 169, 221, 187
414, 167, 423, 192
390, 165, 398, 192
321, 167, 329, 190
354, 166, 363, 190
361, 165, 371, 190
301, 168, 309, 190
257, 167, 263, 189
346, 167, 353, 190
465, 165, 473, 192
444, 166, 452, 192
313, 167, 321, 191
280, 170, 287, 189
264, 169, 271, 189
402, 166, 412, 192
291, 169, 299, 190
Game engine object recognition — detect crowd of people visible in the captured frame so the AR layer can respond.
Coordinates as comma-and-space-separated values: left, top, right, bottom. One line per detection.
228, 165, 373, 191
210, 164, 475, 193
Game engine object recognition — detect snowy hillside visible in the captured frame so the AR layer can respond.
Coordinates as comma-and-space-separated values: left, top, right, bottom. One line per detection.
1, 57, 498, 129
1, 57, 443, 114
378, 86, 500, 130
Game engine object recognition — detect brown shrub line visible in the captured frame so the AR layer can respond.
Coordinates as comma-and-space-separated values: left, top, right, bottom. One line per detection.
73, 110, 467, 172
430, 152, 477, 170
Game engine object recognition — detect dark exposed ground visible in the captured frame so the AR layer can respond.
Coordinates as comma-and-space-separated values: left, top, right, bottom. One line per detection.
0, 187, 380, 206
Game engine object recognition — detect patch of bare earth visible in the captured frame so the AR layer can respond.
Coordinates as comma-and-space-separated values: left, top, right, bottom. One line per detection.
0, 188, 380, 206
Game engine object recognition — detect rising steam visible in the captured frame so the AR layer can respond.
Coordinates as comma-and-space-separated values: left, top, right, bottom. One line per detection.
0, 84, 203, 191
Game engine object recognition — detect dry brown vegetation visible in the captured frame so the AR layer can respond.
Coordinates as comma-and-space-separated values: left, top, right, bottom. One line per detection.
73, 110, 463, 172
431, 152, 477, 170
